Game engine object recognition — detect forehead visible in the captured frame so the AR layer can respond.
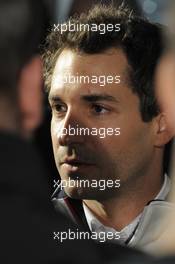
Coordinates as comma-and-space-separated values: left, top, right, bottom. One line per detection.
50, 48, 130, 99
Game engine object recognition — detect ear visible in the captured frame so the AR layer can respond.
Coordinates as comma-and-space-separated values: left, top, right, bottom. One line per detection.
154, 113, 173, 147
18, 55, 43, 137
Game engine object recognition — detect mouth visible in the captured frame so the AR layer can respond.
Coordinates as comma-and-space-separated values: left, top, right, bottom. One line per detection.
60, 158, 94, 172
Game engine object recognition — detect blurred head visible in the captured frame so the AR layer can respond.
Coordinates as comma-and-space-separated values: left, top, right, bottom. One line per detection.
43, 4, 172, 200
152, 3, 175, 256
0, 0, 49, 137
156, 4, 175, 134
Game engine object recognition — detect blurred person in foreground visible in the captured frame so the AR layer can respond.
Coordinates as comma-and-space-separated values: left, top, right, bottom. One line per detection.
150, 1, 175, 262
0, 1, 104, 263
43, 3, 174, 255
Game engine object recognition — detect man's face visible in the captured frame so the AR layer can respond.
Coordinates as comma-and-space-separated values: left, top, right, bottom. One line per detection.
49, 48, 156, 200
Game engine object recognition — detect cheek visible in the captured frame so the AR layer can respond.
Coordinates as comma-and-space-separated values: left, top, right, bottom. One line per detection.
107, 127, 153, 177
107, 123, 153, 159
93, 136, 120, 165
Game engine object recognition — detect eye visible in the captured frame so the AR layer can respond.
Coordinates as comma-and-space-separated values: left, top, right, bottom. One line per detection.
52, 103, 67, 114
91, 104, 109, 115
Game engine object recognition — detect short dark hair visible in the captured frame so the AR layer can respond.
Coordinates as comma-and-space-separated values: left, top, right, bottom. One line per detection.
0, 0, 49, 99
43, 4, 164, 122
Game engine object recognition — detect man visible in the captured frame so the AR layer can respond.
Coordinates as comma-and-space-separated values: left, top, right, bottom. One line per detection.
43, 4, 174, 253
0, 1, 103, 263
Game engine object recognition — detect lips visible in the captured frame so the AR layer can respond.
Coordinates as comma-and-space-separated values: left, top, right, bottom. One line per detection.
60, 157, 94, 173
60, 158, 93, 166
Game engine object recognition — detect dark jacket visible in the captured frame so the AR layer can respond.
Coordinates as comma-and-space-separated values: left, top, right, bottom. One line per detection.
0, 131, 99, 264
52, 187, 90, 231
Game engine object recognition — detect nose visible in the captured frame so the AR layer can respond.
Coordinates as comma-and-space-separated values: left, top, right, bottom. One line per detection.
57, 110, 86, 146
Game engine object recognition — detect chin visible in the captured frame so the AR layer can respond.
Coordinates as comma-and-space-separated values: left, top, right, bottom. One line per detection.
64, 186, 109, 201
64, 186, 88, 199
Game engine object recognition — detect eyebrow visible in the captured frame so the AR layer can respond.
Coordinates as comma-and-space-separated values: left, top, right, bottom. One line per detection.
48, 93, 120, 104
48, 95, 62, 103
81, 94, 119, 103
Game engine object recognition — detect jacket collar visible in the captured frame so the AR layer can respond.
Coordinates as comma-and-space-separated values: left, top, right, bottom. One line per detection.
52, 187, 90, 232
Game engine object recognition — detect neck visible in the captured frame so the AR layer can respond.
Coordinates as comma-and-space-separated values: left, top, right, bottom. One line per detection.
84, 164, 164, 230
